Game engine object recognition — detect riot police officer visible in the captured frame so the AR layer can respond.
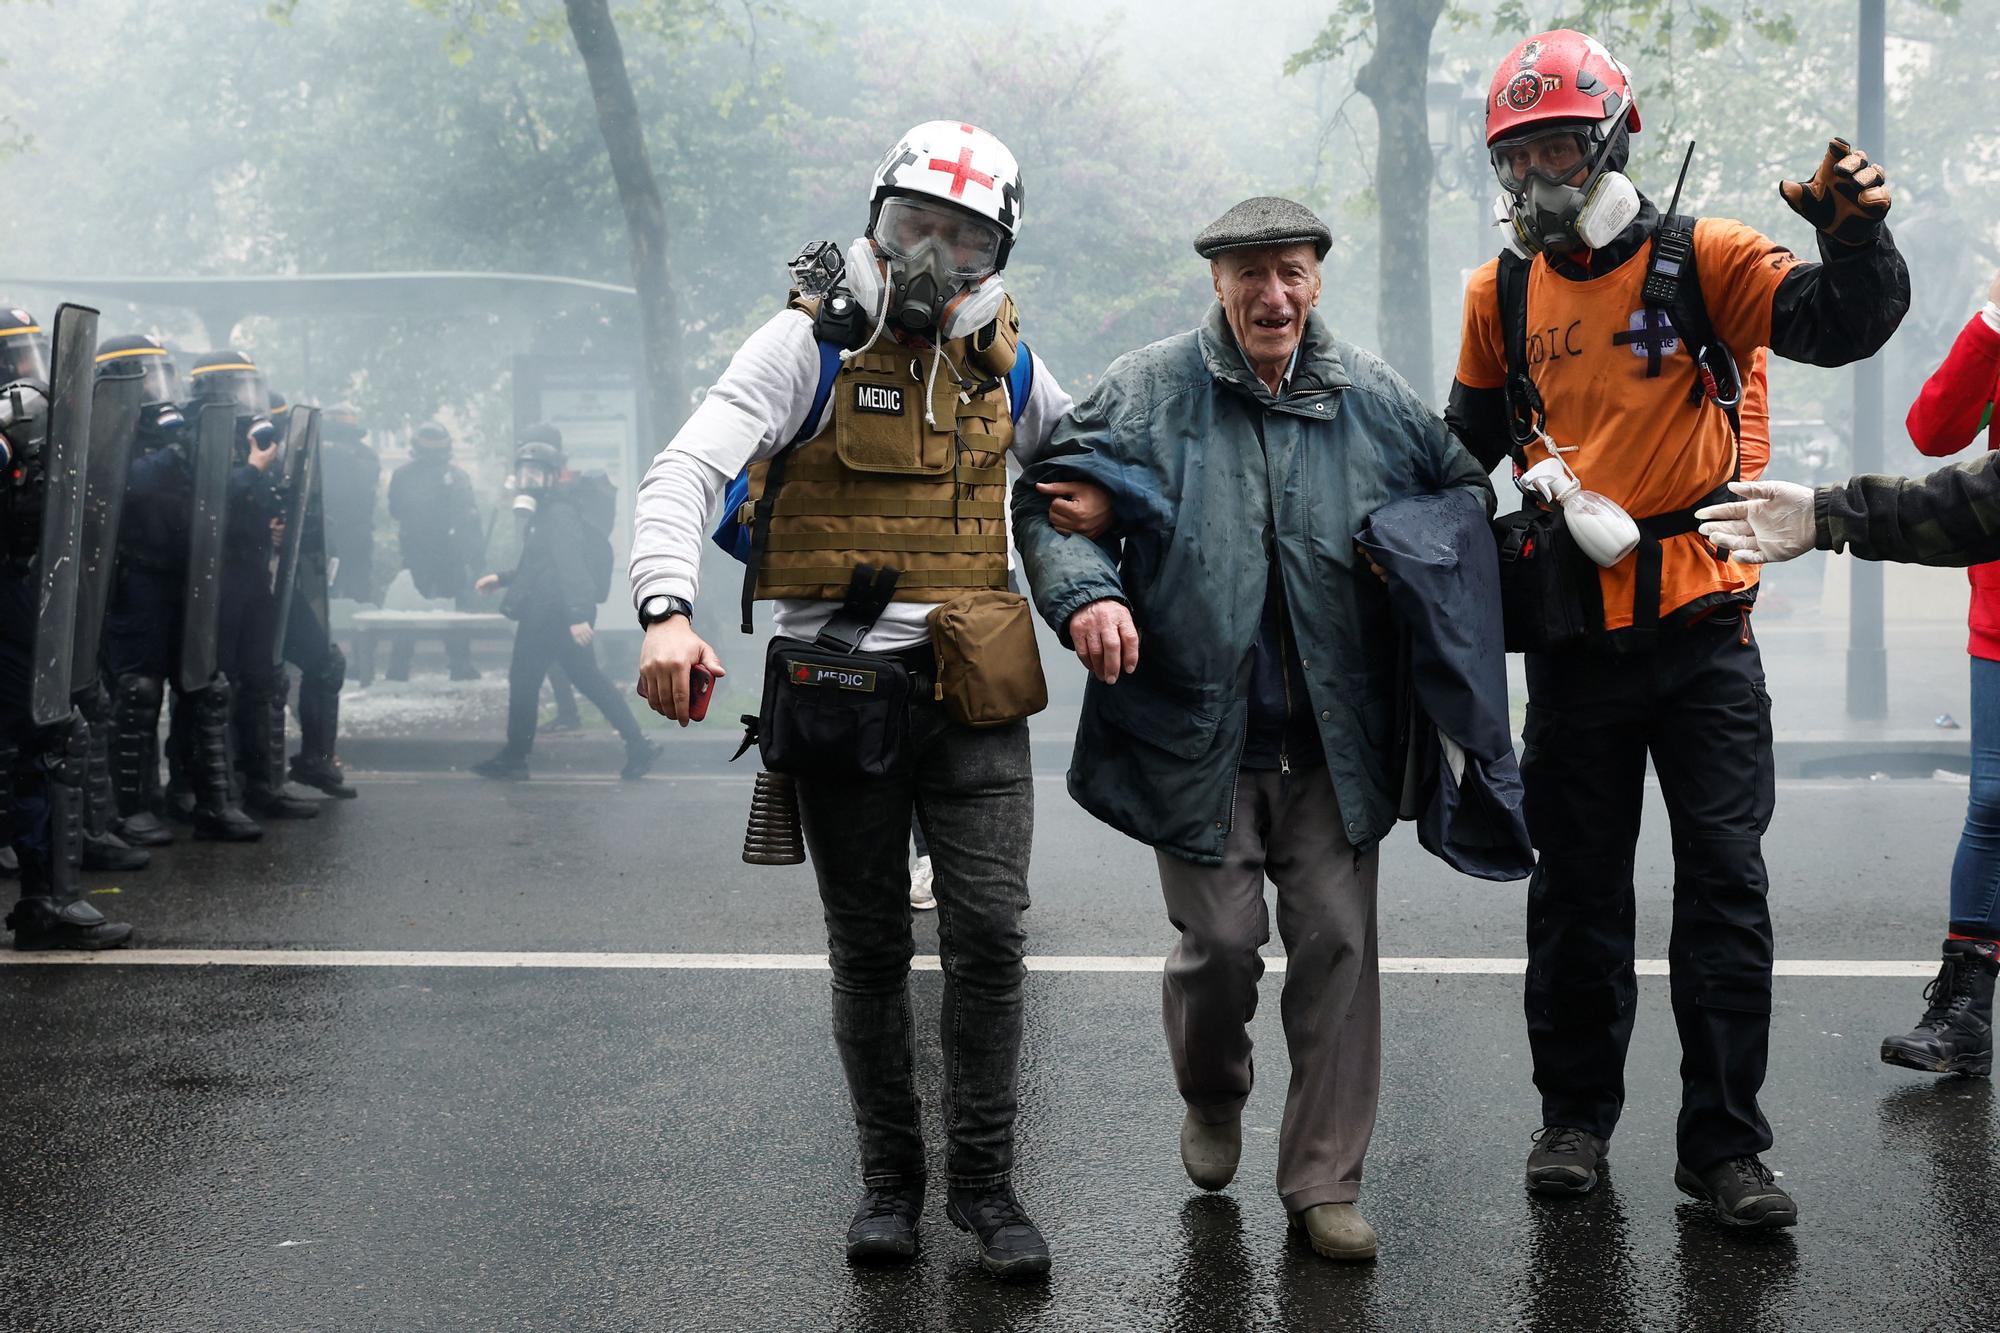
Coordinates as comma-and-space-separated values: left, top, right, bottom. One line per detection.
187, 356, 315, 821
0, 311, 132, 948
103, 345, 263, 842
386, 421, 482, 680
319, 402, 380, 603
267, 390, 357, 800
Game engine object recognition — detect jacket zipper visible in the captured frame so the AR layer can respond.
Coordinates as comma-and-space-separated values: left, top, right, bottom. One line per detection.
1279, 616, 1293, 778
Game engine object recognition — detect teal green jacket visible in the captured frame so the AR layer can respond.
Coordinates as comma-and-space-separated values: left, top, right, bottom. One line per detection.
1016, 304, 1493, 864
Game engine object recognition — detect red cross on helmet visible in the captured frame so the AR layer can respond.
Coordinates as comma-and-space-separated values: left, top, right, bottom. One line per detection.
869, 121, 1023, 269
1485, 29, 1639, 148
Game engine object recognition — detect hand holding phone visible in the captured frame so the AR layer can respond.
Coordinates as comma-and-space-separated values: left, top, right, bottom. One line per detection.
688, 664, 715, 722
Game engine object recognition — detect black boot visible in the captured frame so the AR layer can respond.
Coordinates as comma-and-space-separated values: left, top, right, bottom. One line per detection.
78, 688, 149, 870
1881, 940, 1997, 1077
189, 681, 262, 842
945, 1186, 1051, 1280
163, 687, 196, 825
240, 684, 317, 820
293, 643, 356, 797
1526, 1125, 1609, 1196
290, 753, 356, 799
109, 673, 174, 846
7, 716, 133, 950
846, 1182, 923, 1264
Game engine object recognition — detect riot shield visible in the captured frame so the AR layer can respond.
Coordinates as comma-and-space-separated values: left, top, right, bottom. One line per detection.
270, 406, 324, 666
70, 361, 145, 690
177, 401, 234, 695
29, 303, 99, 727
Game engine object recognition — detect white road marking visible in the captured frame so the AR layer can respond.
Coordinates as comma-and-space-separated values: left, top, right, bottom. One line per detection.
0, 950, 1939, 977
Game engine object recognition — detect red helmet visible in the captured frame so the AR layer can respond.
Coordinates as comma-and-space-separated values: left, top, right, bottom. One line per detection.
1485, 29, 1640, 148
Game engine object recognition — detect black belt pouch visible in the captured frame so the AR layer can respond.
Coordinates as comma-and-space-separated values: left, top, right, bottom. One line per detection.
1492, 506, 1603, 654
758, 636, 914, 780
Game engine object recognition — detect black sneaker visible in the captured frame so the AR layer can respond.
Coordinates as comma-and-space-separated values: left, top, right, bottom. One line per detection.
945, 1186, 1050, 1280
1526, 1126, 1608, 1196
845, 1183, 923, 1264
1881, 941, 1995, 1077
471, 753, 530, 781
1674, 1155, 1798, 1229
620, 739, 661, 781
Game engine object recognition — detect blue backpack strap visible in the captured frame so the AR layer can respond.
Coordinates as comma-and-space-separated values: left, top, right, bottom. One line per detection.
1006, 344, 1035, 425
711, 339, 842, 563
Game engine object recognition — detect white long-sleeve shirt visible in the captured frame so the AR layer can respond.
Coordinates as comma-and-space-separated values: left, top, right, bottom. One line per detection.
630, 308, 1073, 651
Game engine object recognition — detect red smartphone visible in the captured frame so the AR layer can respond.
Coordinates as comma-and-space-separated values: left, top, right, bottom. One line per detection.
688, 664, 714, 722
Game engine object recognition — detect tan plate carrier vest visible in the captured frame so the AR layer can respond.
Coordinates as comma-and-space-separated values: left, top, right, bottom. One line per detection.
744, 294, 1019, 604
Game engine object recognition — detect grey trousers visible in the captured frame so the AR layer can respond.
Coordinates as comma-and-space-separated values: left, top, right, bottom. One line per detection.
1155, 764, 1381, 1212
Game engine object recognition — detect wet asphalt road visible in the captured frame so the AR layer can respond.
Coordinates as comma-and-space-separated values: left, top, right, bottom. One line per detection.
3, 748, 1998, 1331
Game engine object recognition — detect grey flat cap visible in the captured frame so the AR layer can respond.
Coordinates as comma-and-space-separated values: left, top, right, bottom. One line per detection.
1194, 196, 1332, 260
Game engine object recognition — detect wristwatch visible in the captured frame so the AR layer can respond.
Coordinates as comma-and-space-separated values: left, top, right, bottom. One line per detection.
638, 594, 693, 630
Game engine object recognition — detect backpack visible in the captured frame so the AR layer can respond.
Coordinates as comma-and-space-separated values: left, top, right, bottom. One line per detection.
709, 338, 1038, 564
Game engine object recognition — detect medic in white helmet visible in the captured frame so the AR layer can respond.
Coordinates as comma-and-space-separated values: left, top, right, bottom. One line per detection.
628, 121, 1103, 1282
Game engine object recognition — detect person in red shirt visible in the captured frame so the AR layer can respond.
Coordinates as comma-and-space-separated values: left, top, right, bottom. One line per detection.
1447, 29, 1908, 1230
1881, 272, 2000, 1076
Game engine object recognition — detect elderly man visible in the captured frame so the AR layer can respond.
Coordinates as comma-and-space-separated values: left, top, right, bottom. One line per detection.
1015, 197, 1493, 1260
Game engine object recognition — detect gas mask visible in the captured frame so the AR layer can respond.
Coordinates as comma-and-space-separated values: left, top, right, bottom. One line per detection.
0, 378, 49, 472
136, 401, 186, 454
1493, 125, 1640, 257
845, 195, 1008, 344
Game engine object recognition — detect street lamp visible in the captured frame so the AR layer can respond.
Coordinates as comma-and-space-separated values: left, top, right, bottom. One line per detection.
1426, 72, 1492, 264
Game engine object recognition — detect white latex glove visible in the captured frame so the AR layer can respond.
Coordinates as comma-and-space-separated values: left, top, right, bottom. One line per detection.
1695, 480, 1818, 565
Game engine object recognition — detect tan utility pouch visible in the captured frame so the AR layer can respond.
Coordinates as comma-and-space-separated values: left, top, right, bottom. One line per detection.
927, 591, 1047, 727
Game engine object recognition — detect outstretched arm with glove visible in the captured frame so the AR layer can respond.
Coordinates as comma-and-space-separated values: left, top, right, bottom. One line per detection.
1699, 451, 2000, 569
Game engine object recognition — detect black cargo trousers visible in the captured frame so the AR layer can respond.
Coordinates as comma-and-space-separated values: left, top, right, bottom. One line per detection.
1520, 608, 1777, 1171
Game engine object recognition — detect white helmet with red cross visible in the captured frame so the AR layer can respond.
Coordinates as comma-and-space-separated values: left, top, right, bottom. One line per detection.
869, 121, 1023, 269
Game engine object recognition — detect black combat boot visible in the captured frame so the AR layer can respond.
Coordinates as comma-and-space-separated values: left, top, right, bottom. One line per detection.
163, 689, 197, 825
845, 1181, 923, 1264
78, 699, 149, 870
945, 1186, 1051, 1280
109, 674, 174, 846
239, 686, 317, 820
189, 682, 262, 842
293, 647, 356, 798
1881, 940, 1997, 1077
7, 718, 133, 951
290, 753, 356, 799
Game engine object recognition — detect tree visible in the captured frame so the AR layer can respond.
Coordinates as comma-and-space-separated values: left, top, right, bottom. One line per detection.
1290, 1, 1804, 394
560, 0, 682, 430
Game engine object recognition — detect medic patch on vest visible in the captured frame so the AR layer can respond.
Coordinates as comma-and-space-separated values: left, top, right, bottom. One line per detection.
788, 660, 879, 692
852, 384, 904, 416
1611, 308, 1682, 378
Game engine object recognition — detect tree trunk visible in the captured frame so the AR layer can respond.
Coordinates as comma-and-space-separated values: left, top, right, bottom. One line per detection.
563, 0, 683, 432
1354, 0, 1446, 394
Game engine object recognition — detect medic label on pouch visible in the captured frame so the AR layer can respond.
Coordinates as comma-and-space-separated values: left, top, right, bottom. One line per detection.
853, 384, 904, 416
789, 660, 879, 692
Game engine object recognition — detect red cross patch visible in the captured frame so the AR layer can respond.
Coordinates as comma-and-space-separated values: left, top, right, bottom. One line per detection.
927, 147, 994, 199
